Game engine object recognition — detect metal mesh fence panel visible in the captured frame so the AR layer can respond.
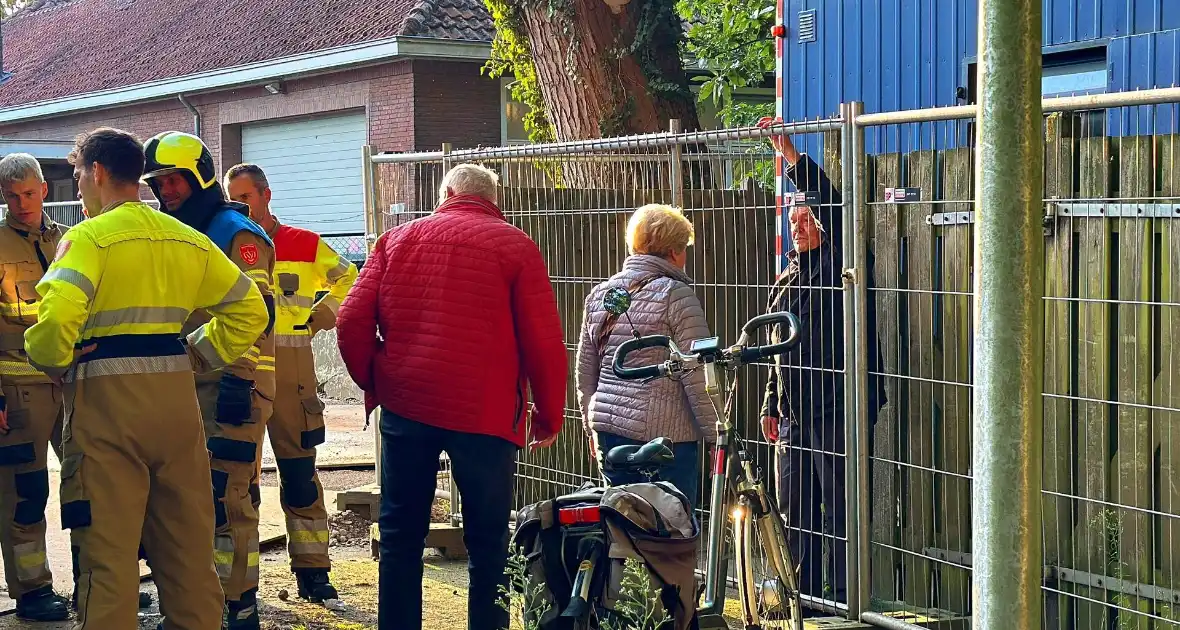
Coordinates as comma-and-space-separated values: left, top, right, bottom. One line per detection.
367, 119, 857, 615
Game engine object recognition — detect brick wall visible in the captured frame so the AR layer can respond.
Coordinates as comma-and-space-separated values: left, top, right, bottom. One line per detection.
411, 60, 502, 151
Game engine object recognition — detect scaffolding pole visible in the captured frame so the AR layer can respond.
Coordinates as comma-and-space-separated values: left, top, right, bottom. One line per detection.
973, 1, 1044, 629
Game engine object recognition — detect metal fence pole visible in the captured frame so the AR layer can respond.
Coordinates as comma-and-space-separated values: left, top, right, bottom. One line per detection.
440, 142, 462, 528
360, 144, 382, 487
974, 1, 1044, 628
847, 100, 873, 620
361, 144, 376, 248
669, 119, 684, 208
839, 101, 862, 620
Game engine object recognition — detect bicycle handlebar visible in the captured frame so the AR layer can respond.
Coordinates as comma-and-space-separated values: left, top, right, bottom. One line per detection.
610, 311, 804, 381
612, 335, 671, 380
738, 311, 802, 362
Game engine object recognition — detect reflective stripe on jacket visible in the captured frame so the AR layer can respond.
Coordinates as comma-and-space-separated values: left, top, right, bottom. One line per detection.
24, 202, 268, 380
0, 212, 62, 384
268, 219, 357, 345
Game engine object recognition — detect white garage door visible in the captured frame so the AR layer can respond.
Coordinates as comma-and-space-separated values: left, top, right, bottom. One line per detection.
241, 112, 366, 234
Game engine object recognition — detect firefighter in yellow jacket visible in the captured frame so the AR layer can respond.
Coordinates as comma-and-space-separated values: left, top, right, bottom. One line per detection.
24, 128, 268, 630
227, 163, 356, 600
0, 153, 70, 621
143, 132, 275, 629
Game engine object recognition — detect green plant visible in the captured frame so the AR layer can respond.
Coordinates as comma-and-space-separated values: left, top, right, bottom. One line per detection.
501, 547, 672, 630
482, 0, 575, 144
677, 0, 775, 127
499, 545, 553, 630
600, 559, 672, 630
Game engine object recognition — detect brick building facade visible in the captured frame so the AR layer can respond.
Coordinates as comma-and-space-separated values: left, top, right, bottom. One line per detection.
0, 0, 501, 234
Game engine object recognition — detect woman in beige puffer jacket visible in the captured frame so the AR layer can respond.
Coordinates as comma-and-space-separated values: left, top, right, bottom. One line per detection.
575, 204, 718, 506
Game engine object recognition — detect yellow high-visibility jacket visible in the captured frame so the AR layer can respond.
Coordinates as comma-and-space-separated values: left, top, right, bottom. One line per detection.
267, 219, 357, 345
25, 201, 267, 380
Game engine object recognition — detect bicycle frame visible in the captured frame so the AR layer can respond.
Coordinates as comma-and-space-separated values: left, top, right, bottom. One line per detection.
696, 355, 801, 630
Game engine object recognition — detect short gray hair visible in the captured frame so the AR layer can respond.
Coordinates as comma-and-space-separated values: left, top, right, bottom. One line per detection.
0, 153, 44, 188
439, 163, 499, 203
225, 162, 269, 192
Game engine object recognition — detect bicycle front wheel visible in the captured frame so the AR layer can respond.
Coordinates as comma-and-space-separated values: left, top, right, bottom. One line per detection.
732, 496, 804, 630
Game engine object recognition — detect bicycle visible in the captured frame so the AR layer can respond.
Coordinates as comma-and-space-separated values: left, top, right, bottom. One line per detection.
602, 286, 805, 630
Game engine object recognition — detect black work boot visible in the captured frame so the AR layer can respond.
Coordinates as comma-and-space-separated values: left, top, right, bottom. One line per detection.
294, 568, 338, 602
16, 586, 70, 621
225, 589, 260, 630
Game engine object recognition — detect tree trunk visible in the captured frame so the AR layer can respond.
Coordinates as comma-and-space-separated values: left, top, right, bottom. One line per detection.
521, 0, 699, 141
516, 0, 705, 189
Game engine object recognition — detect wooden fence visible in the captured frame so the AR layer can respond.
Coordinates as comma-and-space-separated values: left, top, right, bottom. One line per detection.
368, 121, 1180, 626
861, 118, 1180, 628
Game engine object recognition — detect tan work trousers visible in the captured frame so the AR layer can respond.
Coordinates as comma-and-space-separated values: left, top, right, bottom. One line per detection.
198, 383, 271, 602
0, 383, 63, 598
268, 343, 329, 569
62, 371, 223, 630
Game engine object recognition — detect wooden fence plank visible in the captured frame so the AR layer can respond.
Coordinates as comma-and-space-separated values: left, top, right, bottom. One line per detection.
902, 150, 937, 610
1074, 135, 1114, 630
1042, 114, 1076, 630
1113, 136, 1155, 629
936, 147, 973, 615
1154, 135, 1180, 623
869, 152, 903, 605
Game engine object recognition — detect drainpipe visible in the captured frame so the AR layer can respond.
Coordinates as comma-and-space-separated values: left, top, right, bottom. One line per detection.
177, 94, 201, 138
973, 1, 1044, 629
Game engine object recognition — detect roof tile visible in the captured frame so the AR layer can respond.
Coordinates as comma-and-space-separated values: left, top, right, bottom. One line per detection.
0, 0, 493, 108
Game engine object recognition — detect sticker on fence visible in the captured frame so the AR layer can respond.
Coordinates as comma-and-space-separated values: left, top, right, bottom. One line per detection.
884, 187, 922, 203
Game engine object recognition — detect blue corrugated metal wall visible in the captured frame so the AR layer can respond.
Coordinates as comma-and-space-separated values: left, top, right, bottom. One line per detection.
777, 0, 1180, 151
772, 1, 1180, 256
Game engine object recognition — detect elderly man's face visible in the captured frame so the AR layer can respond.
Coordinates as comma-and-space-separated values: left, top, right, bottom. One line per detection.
790, 205, 824, 253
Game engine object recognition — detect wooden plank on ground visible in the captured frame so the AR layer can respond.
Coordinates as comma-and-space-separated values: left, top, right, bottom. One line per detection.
1154, 135, 1180, 624
1041, 115, 1076, 630
869, 152, 903, 604
1074, 135, 1114, 630
901, 150, 937, 611
936, 147, 972, 615
1114, 135, 1155, 630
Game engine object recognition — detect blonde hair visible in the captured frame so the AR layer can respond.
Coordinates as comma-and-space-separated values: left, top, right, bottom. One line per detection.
626, 204, 695, 257
0, 153, 44, 187
439, 163, 500, 204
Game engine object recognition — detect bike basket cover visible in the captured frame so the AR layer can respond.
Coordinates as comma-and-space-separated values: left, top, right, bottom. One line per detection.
599, 482, 700, 630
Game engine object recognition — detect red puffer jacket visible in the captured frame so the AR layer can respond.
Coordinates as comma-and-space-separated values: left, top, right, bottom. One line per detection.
336, 194, 567, 447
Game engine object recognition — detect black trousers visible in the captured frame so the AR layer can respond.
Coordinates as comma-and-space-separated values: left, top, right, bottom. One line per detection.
377, 410, 517, 630
775, 414, 847, 604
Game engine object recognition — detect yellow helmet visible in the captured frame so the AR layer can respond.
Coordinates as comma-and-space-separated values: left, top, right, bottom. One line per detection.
143, 131, 217, 190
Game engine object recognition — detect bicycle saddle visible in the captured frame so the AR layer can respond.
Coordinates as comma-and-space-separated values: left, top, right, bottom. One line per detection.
603, 437, 675, 472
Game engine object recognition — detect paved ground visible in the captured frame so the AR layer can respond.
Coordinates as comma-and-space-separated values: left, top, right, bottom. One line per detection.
260, 404, 375, 470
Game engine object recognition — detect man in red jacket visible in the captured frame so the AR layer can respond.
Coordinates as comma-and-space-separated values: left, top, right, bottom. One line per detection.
336, 163, 566, 630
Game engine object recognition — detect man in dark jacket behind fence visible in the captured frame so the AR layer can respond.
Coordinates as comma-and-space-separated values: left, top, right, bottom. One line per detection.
758, 119, 887, 607
336, 163, 568, 630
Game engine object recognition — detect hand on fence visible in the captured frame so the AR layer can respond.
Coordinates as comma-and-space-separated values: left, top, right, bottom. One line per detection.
756, 117, 800, 165
760, 415, 780, 442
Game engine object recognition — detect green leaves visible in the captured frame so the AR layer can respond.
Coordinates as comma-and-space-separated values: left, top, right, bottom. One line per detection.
677, 0, 775, 127
482, 0, 559, 143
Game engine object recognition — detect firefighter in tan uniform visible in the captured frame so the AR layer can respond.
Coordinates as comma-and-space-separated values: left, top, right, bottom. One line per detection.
0, 153, 70, 621
25, 128, 268, 629
143, 131, 275, 630
227, 163, 357, 601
